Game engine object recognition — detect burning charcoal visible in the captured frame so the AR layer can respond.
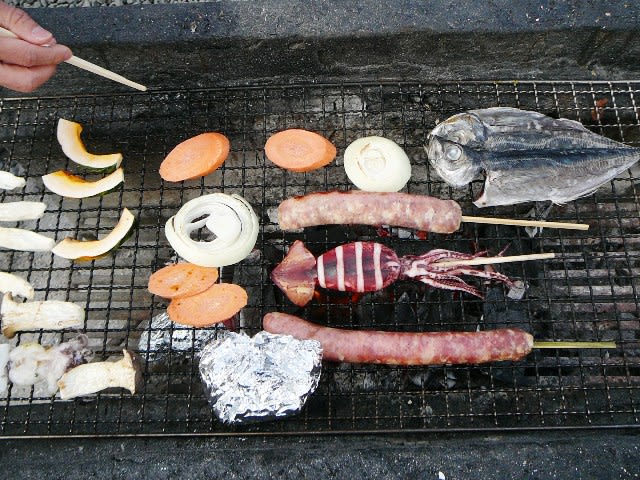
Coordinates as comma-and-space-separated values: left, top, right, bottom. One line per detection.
198, 331, 322, 423
408, 370, 432, 389
524, 202, 555, 238
138, 312, 228, 362
231, 249, 275, 332
506, 280, 527, 300
393, 292, 417, 330
331, 363, 403, 393
482, 287, 534, 386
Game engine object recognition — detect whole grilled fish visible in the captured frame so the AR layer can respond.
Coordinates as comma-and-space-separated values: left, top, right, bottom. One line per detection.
426, 107, 640, 207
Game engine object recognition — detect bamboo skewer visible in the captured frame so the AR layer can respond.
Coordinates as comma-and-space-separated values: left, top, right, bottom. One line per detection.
435, 252, 556, 267
533, 341, 617, 349
0, 27, 147, 92
461, 215, 589, 231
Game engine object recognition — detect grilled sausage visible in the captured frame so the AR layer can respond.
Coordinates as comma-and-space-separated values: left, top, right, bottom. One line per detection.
263, 312, 534, 365
277, 191, 462, 233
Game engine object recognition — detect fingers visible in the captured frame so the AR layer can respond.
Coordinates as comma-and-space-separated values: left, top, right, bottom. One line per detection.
0, 2, 72, 92
0, 63, 57, 92
0, 2, 53, 45
0, 37, 71, 67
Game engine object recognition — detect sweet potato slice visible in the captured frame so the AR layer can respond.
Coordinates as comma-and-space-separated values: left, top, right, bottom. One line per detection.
167, 283, 247, 327
160, 132, 230, 182
264, 129, 336, 172
148, 263, 219, 299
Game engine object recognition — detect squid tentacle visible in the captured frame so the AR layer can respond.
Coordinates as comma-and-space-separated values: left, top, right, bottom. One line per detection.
399, 247, 514, 296
413, 272, 483, 298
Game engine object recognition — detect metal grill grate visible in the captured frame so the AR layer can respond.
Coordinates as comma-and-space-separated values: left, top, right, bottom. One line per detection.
1, 80, 640, 437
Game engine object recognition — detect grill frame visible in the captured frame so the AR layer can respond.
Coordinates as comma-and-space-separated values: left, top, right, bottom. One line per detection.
1, 80, 640, 438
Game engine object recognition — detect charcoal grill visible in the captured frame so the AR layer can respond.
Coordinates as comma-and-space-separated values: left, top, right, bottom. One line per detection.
0, 80, 639, 438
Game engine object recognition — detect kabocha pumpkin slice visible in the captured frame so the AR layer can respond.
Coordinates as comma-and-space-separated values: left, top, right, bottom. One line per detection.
159, 132, 230, 182
148, 263, 219, 299
167, 283, 247, 327
52, 208, 135, 261
42, 168, 124, 199
57, 118, 123, 172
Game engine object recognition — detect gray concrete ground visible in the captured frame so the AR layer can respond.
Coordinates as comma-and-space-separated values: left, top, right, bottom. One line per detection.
1, 431, 639, 479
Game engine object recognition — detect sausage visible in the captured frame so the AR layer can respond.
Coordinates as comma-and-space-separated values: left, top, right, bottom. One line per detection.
263, 312, 534, 365
277, 191, 462, 233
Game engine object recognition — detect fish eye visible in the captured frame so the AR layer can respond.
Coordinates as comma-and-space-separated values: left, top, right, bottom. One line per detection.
445, 145, 462, 162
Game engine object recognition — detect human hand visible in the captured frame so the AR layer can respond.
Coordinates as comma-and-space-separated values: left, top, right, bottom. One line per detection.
0, 1, 71, 92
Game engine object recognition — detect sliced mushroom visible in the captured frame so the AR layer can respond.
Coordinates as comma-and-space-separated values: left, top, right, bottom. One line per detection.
0, 272, 34, 300
0, 201, 46, 222
58, 350, 142, 400
1, 293, 85, 338
0, 171, 25, 191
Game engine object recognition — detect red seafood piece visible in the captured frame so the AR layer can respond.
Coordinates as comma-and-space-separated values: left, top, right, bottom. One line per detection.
270, 241, 515, 307
317, 241, 401, 292
270, 240, 318, 307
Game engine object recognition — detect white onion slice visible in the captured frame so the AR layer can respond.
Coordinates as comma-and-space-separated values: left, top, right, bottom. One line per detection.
0, 201, 46, 222
0, 227, 55, 251
343, 136, 412, 192
0, 171, 25, 191
164, 193, 259, 267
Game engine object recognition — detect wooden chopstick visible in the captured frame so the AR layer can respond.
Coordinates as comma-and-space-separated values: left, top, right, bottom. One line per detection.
0, 26, 147, 92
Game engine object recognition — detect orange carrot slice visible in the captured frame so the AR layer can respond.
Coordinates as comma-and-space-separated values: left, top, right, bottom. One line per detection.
160, 132, 230, 182
148, 263, 219, 299
167, 283, 248, 327
264, 129, 337, 172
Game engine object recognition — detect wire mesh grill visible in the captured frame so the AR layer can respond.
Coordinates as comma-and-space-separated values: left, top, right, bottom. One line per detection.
1, 80, 640, 437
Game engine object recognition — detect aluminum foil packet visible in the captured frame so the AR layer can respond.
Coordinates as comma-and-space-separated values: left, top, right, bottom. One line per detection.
138, 312, 228, 362
199, 331, 323, 423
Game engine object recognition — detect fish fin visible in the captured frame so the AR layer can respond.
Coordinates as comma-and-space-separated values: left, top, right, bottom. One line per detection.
472, 107, 592, 134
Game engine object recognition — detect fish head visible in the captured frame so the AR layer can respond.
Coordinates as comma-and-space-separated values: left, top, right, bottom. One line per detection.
429, 112, 488, 146
425, 136, 482, 187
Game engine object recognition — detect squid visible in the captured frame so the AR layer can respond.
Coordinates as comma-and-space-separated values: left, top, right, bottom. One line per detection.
270, 240, 515, 307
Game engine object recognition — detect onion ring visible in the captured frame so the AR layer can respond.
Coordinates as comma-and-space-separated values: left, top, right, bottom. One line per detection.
165, 193, 259, 267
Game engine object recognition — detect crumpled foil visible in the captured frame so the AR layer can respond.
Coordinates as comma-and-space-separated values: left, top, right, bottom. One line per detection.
138, 312, 228, 362
199, 331, 323, 423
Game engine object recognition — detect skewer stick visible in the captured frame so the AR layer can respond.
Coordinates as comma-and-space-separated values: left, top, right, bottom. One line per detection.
0, 27, 147, 92
534, 341, 617, 349
461, 215, 589, 231
435, 252, 555, 267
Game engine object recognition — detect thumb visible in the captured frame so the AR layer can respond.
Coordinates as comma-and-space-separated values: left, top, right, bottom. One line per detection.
0, 2, 53, 45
